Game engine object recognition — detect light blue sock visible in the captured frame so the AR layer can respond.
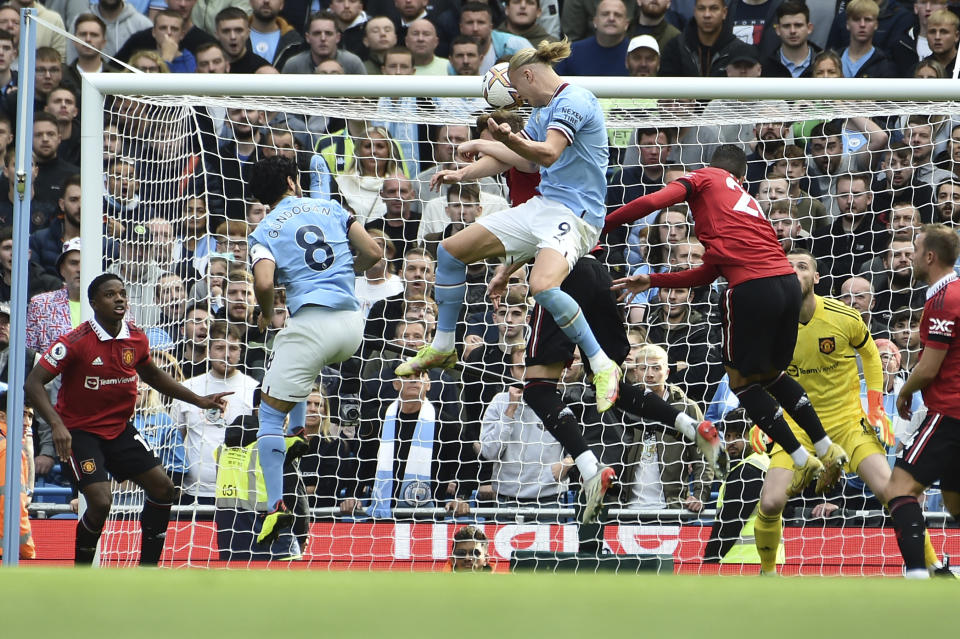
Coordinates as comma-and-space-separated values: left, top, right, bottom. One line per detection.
287, 401, 307, 434
257, 402, 288, 508
433, 245, 467, 347
533, 287, 605, 363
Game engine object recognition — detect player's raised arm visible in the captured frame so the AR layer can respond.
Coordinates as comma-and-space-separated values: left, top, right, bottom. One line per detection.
348, 221, 383, 274
604, 180, 690, 232
853, 330, 889, 434
459, 138, 537, 174
491, 122, 568, 167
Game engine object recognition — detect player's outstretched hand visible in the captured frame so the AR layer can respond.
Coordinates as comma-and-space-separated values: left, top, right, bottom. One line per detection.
52, 421, 72, 462
487, 117, 514, 144
611, 273, 651, 301
196, 391, 233, 412
430, 169, 464, 191
896, 387, 913, 420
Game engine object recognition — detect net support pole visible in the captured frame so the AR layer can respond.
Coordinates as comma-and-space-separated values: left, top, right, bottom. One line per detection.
2, 7, 38, 567
79, 75, 105, 320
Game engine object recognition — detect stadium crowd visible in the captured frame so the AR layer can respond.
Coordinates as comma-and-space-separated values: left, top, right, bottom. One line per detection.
3, 0, 960, 538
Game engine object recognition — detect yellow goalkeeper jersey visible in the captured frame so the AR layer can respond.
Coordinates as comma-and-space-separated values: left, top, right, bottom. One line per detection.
785, 296, 871, 429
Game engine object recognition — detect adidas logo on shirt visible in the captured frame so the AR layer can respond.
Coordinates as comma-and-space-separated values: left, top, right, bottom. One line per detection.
91, 357, 104, 366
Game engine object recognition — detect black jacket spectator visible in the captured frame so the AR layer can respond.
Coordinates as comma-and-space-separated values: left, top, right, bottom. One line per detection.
826, 0, 914, 54
34, 156, 78, 209
760, 41, 821, 77
659, 20, 756, 76
228, 48, 271, 73
812, 213, 891, 295
844, 46, 897, 78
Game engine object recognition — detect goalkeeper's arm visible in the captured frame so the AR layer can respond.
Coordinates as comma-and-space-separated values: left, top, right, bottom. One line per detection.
855, 330, 891, 441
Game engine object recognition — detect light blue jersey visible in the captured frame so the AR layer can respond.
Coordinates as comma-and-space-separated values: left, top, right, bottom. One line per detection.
522, 83, 608, 227
249, 196, 359, 315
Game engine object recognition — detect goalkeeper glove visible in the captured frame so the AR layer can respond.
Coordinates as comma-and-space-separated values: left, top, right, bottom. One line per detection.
867, 389, 895, 447
749, 425, 772, 455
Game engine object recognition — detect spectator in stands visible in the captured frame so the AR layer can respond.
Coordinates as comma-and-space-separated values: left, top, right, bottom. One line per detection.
922, 8, 958, 75
128, 49, 170, 72
479, 343, 570, 506
44, 87, 80, 167
625, 33, 660, 76
364, 246, 435, 354
173, 194, 218, 286
415, 124, 470, 203
621, 343, 714, 511
361, 15, 398, 74
826, 0, 913, 56
561, 0, 634, 42
644, 280, 718, 404
499, 0, 557, 47
459, 2, 531, 74
659, 0, 754, 76
24, 237, 81, 354
34, 111, 76, 211
839, 275, 888, 339
76, 0, 153, 63
755, 174, 789, 216
215, 7, 272, 73
807, 120, 883, 205
328, 0, 369, 57
213, 108, 266, 220
191, 254, 229, 314
365, 174, 421, 261
336, 125, 402, 225
145, 10, 198, 72
888, 0, 945, 77
281, 10, 366, 74
862, 238, 927, 331
153, 271, 188, 335
299, 383, 360, 509
355, 230, 403, 317
0, 7, 18, 52
905, 115, 954, 185
421, 183, 482, 258
555, 0, 630, 76
726, 0, 772, 47
373, 46, 423, 176
622, 206, 689, 322
248, 0, 305, 68
0, 30, 15, 97
632, 0, 679, 52
770, 145, 827, 231
0, 149, 55, 232
214, 219, 250, 266
872, 337, 923, 446
173, 320, 258, 505
889, 307, 922, 371
0, 115, 10, 161
446, 36, 482, 81
356, 371, 472, 518
406, 18, 447, 75
12, 0, 66, 61
104, 156, 143, 222
195, 40, 231, 74
448, 524, 492, 571
108, 222, 164, 326
769, 201, 813, 255
175, 303, 210, 380
812, 172, 890, 295
913, 57, 944, 79
885, 202, 924, 246
29, 174, 81, 277
934, 179, 960, 226
761, 0, 817, 78
657, 98, 721, 166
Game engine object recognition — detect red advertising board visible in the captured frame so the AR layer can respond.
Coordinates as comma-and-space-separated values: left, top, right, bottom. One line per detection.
23, 520, 959, 574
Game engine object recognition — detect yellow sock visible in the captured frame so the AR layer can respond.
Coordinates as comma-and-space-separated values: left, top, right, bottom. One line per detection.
923, 530, 941, 569
754, 510, 782, 574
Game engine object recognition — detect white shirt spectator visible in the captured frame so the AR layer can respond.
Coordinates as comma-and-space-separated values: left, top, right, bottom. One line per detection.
355, 273, 404, 318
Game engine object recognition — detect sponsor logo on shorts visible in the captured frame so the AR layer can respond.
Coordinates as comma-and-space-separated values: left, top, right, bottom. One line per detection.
818, 337, 836, 354
80, 459, 96, 474
121, 347, 136, 367
929, 318, 955, 337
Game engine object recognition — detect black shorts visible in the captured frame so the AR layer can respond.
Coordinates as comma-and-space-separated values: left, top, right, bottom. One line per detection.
67, 422, 161, 490
895, 411, 960, 491
526, 255, 631, 375
720, 273, 801, 376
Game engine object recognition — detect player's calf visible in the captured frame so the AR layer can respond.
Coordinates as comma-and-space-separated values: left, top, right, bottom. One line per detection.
888, 494, 929, 578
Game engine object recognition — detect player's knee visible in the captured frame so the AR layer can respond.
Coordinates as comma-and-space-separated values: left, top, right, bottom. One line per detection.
84, 489, 113, 525
149, 476, 176, 504
758, 490, 786, 517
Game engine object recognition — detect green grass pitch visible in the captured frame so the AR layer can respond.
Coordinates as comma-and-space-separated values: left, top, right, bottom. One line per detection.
1, 569, 956, 637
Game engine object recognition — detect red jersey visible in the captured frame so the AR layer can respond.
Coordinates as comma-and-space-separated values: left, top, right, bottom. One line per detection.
604, 166, 794, 289
918, 273, 960, 419
506, 168, 541, 206
38, 319, 151, 439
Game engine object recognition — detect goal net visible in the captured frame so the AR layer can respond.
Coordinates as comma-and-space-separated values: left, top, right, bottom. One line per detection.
61, 72, 960, 574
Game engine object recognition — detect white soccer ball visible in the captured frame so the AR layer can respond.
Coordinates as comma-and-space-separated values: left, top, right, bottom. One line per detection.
482, 62, 522, 109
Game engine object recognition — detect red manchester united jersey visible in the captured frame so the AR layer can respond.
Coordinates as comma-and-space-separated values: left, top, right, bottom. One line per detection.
918, 273, 960, 418
677, 167, 794, 287
38, 319, 151, 439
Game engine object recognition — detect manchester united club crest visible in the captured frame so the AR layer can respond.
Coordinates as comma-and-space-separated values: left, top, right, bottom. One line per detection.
819, 337, 836, 354
121, 347, 136, 367
80, 459, 96, 474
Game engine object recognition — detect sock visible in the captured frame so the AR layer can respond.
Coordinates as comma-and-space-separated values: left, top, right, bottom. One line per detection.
523, 379, 589, 458
257, 401, 288, 508
287, 401, 307, 434
616, 383, 695, 440
888, 495, 928, 572
574, 451, 600, 480
754, 509, 783, 574
432, 244, 467, 345
75, 515, 103, 565
532, 287, 609, 370
764, 373, 830, 447
140, 497, 172, 566
923, 530, 942, 570
733, 384, 806, 461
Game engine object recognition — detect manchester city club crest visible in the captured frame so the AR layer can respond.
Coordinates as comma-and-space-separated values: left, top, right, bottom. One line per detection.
819, 337, 836, 354
401, 481, 431, 506
121, 347, 136, 367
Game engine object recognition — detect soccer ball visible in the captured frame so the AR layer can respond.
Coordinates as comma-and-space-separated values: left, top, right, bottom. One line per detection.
482, 62, 522, 109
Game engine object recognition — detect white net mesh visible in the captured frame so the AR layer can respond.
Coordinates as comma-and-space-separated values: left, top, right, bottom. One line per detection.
36, 82, 957, 573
